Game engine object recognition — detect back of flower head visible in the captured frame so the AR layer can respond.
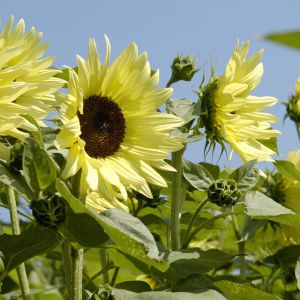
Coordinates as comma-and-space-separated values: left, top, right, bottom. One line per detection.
198, 41, 280, 162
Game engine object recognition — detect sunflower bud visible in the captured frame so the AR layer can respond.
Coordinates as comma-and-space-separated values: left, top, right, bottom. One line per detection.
286, 77, 300, 123
31, 196, 66, 229
167, 54, 199, 87
208, 179, 241, 206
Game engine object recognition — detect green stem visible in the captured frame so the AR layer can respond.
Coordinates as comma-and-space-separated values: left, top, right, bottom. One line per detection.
231, 211, 246, 280
6, 185, 31, 300
71, 248, 83, 300
61, 240, 73, 298
83, 262, 114, 288
182, 211, 234, 248
110, 267, 119, 286
99, 249, 109, 284
0, 203, 34, 221
171, 148, 184, 250
181, 197, 209, 248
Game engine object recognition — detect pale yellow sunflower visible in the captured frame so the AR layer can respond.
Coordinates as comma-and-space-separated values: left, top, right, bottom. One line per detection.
201, 41, 280, 162
0, 16, 64, 160
55, 36, 184, 211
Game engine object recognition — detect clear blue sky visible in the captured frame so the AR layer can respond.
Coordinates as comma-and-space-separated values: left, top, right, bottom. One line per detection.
1, 0, 300, 167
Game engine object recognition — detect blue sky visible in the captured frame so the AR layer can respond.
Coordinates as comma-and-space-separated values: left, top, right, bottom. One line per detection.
1, 0, 300, 167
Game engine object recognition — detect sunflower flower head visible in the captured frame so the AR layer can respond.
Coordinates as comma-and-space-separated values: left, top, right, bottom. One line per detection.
55, 36, 184, 211
286, 77, 300, 123
200, 41, 280, 162
0, 16, 64, 160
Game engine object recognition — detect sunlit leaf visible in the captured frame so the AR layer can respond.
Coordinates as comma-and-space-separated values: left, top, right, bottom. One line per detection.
264, 31, 300, 51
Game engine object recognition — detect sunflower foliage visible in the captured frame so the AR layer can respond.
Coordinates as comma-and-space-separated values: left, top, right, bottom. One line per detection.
1, 16, 300, 300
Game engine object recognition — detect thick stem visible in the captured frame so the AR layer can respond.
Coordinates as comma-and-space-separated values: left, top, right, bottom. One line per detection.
231, 211, 246, 279
6, 185, 31, 300
99, 249, 109, 283
182, 197, 209, 248
171, 149, 184, 250
296, 123, 300, 143
71, 248, 83, 300
61, 240, 73, 298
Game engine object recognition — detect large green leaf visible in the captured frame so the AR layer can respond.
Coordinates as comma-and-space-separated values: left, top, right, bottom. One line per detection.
230, 160, 259, 193
182, 159, 214, 190
110, 288, 226, 300
0, 224, 60, 278
213, 280, 280, 300
264, 31, 300, 51
245, 191, 300, 228
163, 249, 234, 281
22, 138, 57, 192
55, 179, 109, 247
275, 160, 300, 181
56, 179, 165, 270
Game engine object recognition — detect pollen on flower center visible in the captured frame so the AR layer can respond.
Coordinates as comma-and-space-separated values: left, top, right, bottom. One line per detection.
78, 95, 126, 158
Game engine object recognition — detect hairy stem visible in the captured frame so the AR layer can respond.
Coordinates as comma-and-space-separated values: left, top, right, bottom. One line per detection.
181, 197, 209, 248
171, 148, 184, 250
231, 211, 246, 279
6, 185, 31, 300
61, 240, 73, 298
71, 248, 83, 300
99, 249, 109, 284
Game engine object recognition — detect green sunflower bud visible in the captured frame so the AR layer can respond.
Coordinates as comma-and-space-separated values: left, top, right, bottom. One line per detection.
262, 171, 286, 205
31, 196, 66, 229
207, 179, 241, 206
167, 54, 199, 87
286, 77, 300, 123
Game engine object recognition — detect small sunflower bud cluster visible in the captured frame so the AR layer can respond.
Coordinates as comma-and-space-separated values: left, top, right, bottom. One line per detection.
167, 54, 199, 87
286, 77, 300, 123
208, 179, 241, 207
31, 195, 66, 229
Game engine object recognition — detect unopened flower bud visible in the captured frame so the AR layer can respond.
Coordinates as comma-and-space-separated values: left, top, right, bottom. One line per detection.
31, 196, 66, 229
208, 179, 241, 206
286, 77, 300, 123
167, 54, 199, 87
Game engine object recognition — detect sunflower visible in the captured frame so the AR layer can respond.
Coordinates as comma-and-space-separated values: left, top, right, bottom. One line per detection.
0, 16, 64, 160
55, 36, 184, 211
200, 41, 280, 162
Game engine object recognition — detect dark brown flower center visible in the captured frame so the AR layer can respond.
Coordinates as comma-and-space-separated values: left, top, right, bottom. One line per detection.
78, 95, 126, 158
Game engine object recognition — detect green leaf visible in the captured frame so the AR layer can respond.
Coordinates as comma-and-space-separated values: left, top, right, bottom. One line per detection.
115, 281, 151, 293
97, 209, 166, 270
230, 160, 259, 193
163, 249, 234, 281
296, 259, 300, 291
23, 137, 57, 192
0, 224, 60, 278
55, 179, 109, 247
199, 163, 220, 180
275, 160, 300, 181
56, 179, 165, 270
182, 159, 214, 190
245, 191, 300, 228
0, 161, 33, 199
167, 98, 200, 125
264, 245, 300, 266
213, 280, 280, 300
264, 31, 300, 51
110, 288, 226, 300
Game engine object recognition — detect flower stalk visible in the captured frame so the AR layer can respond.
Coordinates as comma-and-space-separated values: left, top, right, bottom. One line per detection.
6, 185, 31, 300
71, 248, 83, 300
171, 148, 184, 250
